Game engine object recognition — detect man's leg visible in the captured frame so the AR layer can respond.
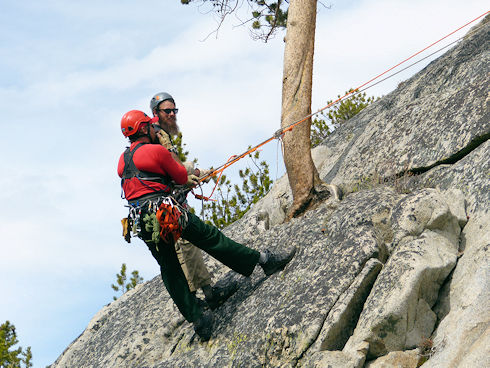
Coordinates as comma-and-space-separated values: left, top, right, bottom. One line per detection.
139, 212, 215, 341
175, 238, 212, 293
182, 212, 260, 276
143, 238, 202, 323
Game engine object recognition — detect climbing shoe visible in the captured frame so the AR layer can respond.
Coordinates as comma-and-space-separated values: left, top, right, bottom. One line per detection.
205, 278, 239, 310
193, 310, 214, 342
195, 297, 208, 310
260, 247, 297, 276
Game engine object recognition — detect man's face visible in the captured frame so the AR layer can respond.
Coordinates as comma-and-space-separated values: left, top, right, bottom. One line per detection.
139, 122, 158, 144
155, 100, 180, 136
148, 122, 158, 143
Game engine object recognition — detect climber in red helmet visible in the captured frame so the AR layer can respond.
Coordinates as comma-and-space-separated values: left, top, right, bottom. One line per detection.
117, 109, 296, 341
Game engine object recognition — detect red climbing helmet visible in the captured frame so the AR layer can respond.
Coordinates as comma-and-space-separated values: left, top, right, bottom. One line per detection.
120, 110, 152, 137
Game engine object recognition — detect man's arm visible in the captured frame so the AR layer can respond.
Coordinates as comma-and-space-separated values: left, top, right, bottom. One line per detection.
170, 152, 198, 187
142, 145, 188, 185
157, 130, 199, 185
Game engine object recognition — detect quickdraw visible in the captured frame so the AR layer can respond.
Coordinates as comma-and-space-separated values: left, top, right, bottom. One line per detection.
121, 203, 144, 243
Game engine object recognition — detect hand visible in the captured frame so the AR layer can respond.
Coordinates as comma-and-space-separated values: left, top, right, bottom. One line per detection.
186, 174, 199, 187
182, 161, 195, 175
199, 168, 214, 183
156, 130, 172, 149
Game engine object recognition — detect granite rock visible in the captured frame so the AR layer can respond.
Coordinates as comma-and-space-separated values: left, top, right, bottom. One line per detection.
51, 16, 489, 368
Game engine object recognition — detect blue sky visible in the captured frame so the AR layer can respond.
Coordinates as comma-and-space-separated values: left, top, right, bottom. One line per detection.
0, 1, 487, 366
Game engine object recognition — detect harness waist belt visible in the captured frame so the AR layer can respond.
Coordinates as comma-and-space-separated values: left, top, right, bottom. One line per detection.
128, 191, 170, 205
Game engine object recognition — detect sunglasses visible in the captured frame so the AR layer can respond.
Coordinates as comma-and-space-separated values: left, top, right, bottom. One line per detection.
158, 108, 179, 114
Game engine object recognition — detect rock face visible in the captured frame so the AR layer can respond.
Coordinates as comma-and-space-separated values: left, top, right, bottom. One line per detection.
52, 17, 489, 368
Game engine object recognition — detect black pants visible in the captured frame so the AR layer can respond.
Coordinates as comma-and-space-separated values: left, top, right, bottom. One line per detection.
141, 211, 260, 322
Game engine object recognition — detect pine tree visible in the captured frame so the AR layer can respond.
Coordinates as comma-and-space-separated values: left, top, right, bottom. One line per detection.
311, 89, 376, 147
202, 149, 273, 229
111, 264, 144, 300
0, 321, 32, 368
180, 0, 288, 41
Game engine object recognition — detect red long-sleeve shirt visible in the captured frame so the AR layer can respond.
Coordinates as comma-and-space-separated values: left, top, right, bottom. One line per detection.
118, 142, 188, 200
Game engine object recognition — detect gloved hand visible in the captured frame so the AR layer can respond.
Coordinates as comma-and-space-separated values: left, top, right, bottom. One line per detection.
186, 174, 199, 187
156, 129, 173, 150
199, 168, 215, 183
183, 161, 195, 175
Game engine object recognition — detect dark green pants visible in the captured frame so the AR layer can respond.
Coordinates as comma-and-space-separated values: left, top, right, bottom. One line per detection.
141, 211, 260, 322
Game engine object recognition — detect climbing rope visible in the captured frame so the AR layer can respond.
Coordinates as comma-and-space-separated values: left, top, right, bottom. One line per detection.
193, 155, 237, 201
197, 10, 489, 193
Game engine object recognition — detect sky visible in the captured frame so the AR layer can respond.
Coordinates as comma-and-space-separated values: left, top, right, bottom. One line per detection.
0, 1, 487, 366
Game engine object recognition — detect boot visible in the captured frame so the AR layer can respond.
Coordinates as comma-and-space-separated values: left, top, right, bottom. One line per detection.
193, 310, 214, 342
260, 247, 297, 276
204, 278, 239, 310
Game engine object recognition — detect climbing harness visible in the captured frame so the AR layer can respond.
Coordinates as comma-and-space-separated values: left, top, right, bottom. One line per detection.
120, 142, 187, 244
122, 194, 189, 246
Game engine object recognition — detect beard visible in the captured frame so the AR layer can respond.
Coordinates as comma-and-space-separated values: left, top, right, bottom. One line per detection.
162, 118, 180, 137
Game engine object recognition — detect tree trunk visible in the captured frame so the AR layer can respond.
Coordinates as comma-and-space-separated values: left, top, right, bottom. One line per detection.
281, 0, 321, 219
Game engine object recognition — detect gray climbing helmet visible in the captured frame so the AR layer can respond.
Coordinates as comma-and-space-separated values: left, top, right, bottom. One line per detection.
150, 92, 175, 113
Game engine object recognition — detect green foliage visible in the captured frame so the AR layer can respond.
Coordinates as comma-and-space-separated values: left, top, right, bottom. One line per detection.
0, 321, 32, 368
179, 0, 288, 41
143, 213, 162, 245
202, 149, 273, 229
310, 116, 332, 148
173, 132, 196, 163
311, 89, 376, 147
172, 131, 271, 227
111, 263, 144, 300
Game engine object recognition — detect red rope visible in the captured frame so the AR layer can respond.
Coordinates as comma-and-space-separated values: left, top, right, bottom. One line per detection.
197, 11, 489, 196
193, 155, 237, 201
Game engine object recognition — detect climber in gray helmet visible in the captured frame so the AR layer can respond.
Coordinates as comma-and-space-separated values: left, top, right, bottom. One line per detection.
150, 92, 179, 137
149, 91, 236, 312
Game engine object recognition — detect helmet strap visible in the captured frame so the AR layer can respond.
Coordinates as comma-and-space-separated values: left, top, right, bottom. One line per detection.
146, 123, 156, 143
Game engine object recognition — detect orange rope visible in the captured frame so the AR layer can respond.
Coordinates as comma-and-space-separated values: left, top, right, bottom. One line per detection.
198, 11, 489, 190
193, 155, 237, 201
